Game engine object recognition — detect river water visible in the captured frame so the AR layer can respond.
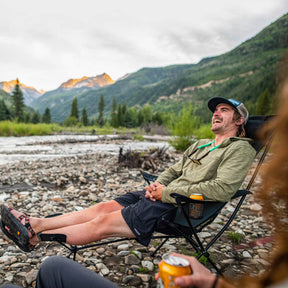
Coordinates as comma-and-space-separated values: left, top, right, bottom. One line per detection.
0, 134, 171, 166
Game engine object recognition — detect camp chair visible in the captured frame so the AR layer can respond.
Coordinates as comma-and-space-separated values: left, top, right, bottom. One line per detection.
52, 115, 272, 272
142, 115, 273, 274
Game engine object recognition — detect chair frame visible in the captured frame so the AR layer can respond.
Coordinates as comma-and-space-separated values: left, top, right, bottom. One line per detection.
54, 116, 272, 274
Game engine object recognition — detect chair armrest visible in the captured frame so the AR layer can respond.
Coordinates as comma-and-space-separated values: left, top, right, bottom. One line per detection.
170, 193, 221, 206
231, 189, 251, 199
171, 189, 251, 206
142, 171, 158, 184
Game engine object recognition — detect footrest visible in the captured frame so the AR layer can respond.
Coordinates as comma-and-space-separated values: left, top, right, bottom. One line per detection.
38, 233, 67, 242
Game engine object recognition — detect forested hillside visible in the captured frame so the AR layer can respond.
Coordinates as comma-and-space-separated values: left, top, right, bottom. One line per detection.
30, 13, 288, 123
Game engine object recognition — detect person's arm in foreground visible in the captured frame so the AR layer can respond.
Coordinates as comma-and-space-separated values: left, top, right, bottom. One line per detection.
155, 253, 235, 288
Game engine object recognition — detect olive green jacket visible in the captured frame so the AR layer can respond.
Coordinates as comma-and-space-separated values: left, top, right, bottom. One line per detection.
158, 137, 256, 204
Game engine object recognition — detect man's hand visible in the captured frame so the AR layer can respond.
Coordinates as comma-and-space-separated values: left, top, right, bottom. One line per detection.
145, 182, 165, 201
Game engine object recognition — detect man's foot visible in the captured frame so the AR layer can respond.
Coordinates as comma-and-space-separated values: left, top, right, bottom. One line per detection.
0, 204, 38, 252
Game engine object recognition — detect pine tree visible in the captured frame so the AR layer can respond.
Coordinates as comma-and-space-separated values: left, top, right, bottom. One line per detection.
110, 96, 118, 127
12, 79, 25, 122
31, 111, 41, 124
42, 108, 51, 124
137, 109, 144, 126
117, 104, 123, 126
81, 108, 89, 126
0, 99, 11, 121
70, 98, 79, 119
97, 94, 105, 126
24, 112, 31, 123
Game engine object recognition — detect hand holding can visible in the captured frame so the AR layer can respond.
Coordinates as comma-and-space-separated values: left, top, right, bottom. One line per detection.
157, 254, 192, 288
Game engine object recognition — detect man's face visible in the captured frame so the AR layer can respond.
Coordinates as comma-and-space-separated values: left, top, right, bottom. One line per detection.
211, 104, 237, 134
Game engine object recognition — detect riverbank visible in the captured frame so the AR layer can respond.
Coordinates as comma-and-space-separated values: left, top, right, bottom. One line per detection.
0, 151, 273, 287
0, 134, 171, 166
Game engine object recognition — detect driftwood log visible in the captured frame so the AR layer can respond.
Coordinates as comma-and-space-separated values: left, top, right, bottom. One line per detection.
118, 146, 170, 172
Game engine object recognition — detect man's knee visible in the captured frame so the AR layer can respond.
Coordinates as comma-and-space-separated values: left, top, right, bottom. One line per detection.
93, 200, 123, 214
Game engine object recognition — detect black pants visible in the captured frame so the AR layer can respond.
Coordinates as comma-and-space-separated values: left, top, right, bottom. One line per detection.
1, 256, 119, 288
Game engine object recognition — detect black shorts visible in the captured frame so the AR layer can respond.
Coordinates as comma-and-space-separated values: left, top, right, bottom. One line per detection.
114, 190, 176, 246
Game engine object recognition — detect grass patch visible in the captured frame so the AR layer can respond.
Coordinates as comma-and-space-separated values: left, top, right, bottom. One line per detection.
227, 230, 245, 244
0, 121, 138, 137
180, 246, 215, 266
0, 121, 62, 136
153, 241, 162, 248
139, 267, 150, 273
132, 134, 145, 141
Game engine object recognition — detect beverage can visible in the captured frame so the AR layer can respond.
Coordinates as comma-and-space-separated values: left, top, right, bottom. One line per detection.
157, 254, 192, 288
189, 193, 204, 219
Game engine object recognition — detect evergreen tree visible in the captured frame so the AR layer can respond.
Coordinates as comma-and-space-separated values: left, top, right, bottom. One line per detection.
117, 104, 123, 127
70, 98, 79, 119
24, 112, 31, 123
31, 111, 41, 124
137, 109, 144, 126
123, 108, 135, 128
152, 111, 164, 125
97, 94, 105, 126
81, 108, 89, 126
0, 99, 11, 121
121, 103, 127, 120
256, 88, 271, 115
12, 79, 25, 122
110, 96, 118, 127
42, 107, 51, 124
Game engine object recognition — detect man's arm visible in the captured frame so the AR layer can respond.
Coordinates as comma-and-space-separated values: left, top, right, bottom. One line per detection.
156, 144, 195, 186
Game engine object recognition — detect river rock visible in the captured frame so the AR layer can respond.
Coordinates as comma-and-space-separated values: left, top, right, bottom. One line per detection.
25, 270, 38, 285
141, 260, 154, 271
125, 254, 141, 265
0, 148, 274, 288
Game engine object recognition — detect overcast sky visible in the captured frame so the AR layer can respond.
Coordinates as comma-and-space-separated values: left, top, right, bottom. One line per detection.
0, 0, 287, 91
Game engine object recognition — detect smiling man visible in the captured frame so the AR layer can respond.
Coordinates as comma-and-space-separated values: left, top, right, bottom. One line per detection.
1, 97, 256, 252
146, 97, 255, 204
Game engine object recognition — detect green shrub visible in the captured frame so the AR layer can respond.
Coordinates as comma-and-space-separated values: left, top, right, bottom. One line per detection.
194, 124, 214, 139
64, 116, 78, 127
169, 136, 195, 151
168, 105, 200, 151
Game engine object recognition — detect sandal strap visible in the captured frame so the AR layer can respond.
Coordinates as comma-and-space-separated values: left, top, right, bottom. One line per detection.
18, 214, 36, 237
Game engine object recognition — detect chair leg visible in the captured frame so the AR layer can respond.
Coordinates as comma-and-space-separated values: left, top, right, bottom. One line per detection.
151, 238, 169, 257
206, 256, 222, 276
197, 252, 222, 276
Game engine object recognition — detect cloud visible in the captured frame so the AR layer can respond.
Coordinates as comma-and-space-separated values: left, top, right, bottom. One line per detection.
0, 0, 287, 90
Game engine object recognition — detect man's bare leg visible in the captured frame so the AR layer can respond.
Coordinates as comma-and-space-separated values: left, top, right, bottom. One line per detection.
35, 209, 135, 245
6, 200, 124, 242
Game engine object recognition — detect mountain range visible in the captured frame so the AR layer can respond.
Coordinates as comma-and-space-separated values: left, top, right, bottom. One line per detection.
0, 80, 44, 105
0, 73, 114, 106
1, 13, 288, 123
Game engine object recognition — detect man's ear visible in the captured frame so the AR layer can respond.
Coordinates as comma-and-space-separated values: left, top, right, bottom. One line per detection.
235, 116, 245, 126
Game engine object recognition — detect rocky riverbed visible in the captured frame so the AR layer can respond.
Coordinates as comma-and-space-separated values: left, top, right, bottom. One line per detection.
0, 147, 273, 287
